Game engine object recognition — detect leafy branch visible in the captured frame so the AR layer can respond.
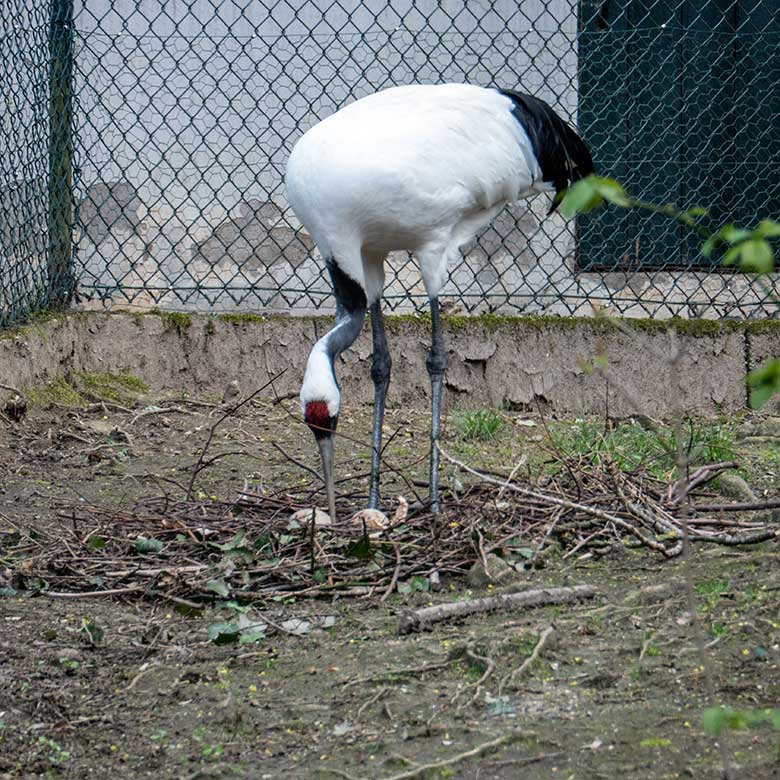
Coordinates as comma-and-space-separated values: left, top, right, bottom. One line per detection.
561, 175, 780, 408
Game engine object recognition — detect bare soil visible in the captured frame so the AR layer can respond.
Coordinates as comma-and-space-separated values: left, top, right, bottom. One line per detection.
1, 388, 779, 779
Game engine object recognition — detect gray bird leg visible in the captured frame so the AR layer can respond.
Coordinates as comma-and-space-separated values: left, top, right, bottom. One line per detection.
426, 297, 448, 513
368, 300, 391, 509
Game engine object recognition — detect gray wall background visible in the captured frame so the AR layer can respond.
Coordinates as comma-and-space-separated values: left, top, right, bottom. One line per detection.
71, 0, 772, 320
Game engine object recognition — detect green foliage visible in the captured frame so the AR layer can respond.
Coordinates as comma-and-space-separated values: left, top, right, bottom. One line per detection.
747, 359, 780, 409
37, 736, 70, 765
563, 174, 780, 409
454, 408, 504, 441
702, 220, 780, 273
133, 537, 164, 555
559, 176, 631, 216
397, 575, 430, 594
551, 419, 734, 479
345, 535, 373, 560
702, 706, 780, 737
79, 618, 104, 646
207, 600, 267, 645
563, 174, 780, 276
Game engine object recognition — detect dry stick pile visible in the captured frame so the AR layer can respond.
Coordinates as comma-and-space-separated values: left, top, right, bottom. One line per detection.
6, 450, 778, 604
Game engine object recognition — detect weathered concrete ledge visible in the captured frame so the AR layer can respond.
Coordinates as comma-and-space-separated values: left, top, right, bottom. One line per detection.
1, 311, 777, 417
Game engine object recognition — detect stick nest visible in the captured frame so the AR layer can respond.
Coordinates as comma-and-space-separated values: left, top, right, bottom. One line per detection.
4, 456, 777, 604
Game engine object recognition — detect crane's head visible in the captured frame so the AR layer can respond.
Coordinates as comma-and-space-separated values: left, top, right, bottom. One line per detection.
300, 348, 340, 522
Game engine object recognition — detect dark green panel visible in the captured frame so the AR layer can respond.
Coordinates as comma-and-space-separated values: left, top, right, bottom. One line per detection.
625, 0, 684, 268
679, 0, 737, 265
578, 0, 633, 271
577, 0, 762, 271
733, 0, 780, 225
578, 0, 686, 270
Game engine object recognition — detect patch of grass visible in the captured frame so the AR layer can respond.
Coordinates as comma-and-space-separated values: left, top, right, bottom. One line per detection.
155, 310, 192, 332
26, 372, 149, 408
549, 418, 735, 479
74, 372, 149, 403
695, 577, 730, 598
217, 313, 267, 326
26, 377, 82, 407
454, 408, 503, 441
695, 577, 730, 611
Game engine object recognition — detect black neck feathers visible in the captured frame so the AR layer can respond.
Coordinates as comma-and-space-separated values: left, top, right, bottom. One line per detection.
324, 258, 367, 363
499, 89, 595, 211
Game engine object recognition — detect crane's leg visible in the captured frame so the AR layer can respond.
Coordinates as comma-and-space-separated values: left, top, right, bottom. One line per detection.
368, 300, 391, 509
427, 297, 448, 513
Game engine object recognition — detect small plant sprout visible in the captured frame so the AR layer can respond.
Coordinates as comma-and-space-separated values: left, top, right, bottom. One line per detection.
454, 408, 504, 441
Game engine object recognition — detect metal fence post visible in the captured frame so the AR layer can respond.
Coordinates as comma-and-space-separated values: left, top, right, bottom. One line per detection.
48, 0, 75, 308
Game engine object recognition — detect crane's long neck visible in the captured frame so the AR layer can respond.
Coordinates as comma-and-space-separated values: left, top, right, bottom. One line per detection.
301, 259, 367, 412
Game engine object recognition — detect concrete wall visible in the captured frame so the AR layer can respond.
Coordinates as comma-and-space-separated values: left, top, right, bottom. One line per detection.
2, 311, 774, 418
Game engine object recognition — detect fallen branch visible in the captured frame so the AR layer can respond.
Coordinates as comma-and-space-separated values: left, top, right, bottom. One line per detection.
691, 498, 780, 512
43, 585, 145, 598
498, 624, 555, 695
438, 444, 680, 557
371, 733, 516, 780
399, 585, 596, 634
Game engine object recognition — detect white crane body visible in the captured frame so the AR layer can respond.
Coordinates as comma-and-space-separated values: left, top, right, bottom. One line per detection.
286, 84, 551, 304
285, 83, 594, 518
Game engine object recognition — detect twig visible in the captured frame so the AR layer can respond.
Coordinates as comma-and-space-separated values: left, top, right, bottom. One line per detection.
399, 585, 596, 634
341, 660, 453, 688
438, 445, 680, 557
272, 441, 322, 482
498, 625, 555, 695
380, 542, 402, 603
129, 406, 195, 425
44, 585, 145, 598
186, 372, 286, 499
691, 498, 780, 512
373, 733, 515, 780
355, 686, 390, 719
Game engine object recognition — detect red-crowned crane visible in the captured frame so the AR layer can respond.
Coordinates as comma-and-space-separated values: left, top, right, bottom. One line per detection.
285, 83, 594, 521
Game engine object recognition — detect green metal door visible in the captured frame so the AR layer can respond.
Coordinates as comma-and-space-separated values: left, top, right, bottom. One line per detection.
578, 0, 779, 271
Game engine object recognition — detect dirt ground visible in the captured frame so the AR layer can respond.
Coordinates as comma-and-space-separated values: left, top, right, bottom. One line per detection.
1, 378, 780, 779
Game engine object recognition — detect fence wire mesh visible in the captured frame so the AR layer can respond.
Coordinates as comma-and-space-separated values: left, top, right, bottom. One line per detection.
1, 0, 779, 326
1, 0, 74, 327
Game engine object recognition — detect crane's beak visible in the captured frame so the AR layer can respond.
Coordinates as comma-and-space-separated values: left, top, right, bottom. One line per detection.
316, 434, 337, 523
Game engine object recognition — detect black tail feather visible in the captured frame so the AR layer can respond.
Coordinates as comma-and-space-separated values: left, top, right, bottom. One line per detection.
498, 89, 595, 212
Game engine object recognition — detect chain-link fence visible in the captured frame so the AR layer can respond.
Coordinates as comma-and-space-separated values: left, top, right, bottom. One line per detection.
0, 0, 74, 327
2, 1, 779, 327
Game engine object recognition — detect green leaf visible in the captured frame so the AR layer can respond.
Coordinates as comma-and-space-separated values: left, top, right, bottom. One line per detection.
722, 245, 742, 267
205, 579, 231, 597
409, 575, 431, 592
755, 219, 780, 238
746, 359, 780, 409
238, 629, 266, 645
738, 239, 774, 274
702, 706, 728, 736
719, 225, 752, 244
207, 621, 240, 645
591, 176, 632, 207
133, 537, 164, 554
701, 234, 720, 258
681, 206, 709, 219
345, 536, 373, 560
86, 536, 106, 550
559, 179, 601, 217
80, 619, 104, 646
217, 531, 247, 551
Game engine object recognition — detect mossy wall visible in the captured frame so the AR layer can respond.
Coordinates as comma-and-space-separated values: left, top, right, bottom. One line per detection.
2, 310, 777, 416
